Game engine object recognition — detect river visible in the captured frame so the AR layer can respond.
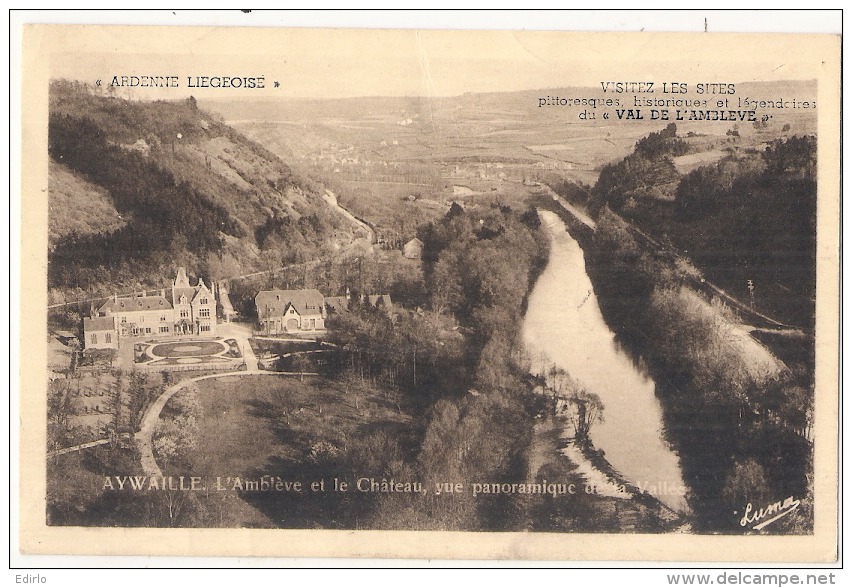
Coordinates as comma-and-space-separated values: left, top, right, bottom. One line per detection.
523, 210, 689, 514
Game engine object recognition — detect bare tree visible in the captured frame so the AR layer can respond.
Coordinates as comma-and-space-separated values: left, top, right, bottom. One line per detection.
567, 389, 605, 442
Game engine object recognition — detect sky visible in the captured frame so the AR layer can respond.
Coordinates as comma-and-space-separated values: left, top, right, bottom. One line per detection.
35, 14, 838, 101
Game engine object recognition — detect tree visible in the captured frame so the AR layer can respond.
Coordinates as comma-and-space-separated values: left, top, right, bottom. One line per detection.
151, 387, 200, 465
47, 379, 72, 454
635, 122, 689, 159
546, 364, 570, 415
722, 458, 769, 514
290, 353, 314, 380
593, 153, 679, 211
567, 390, 604, 442
762, 135, 816, 179
429, 252, 463, 315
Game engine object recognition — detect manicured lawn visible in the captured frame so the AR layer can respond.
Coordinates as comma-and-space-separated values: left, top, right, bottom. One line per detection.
151, 341, 226, 358
248, 338, 323, 357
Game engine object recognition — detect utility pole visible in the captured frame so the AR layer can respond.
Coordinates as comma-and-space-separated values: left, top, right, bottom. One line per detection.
747, 279, 755, 309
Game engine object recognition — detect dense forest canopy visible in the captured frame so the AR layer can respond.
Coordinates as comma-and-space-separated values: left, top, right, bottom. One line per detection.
588, 123, 816, 328
313, 203, 551, 530
592, 122, 686, 209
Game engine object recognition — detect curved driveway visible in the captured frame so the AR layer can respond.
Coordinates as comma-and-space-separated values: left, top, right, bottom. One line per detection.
136, 322, 327, 476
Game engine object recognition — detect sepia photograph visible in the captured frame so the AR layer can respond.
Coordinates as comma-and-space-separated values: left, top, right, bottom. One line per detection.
16, 17, 841, 562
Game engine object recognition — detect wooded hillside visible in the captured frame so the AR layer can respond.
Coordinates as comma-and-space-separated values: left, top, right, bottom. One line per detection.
48, 80, 343, 298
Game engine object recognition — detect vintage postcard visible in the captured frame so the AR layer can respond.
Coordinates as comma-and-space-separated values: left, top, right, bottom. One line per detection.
17, 23, 840, 561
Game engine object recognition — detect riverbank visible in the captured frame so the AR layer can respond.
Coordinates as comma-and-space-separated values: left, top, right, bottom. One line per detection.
531, 190, 596, 248
566, 435, 686, 527
525, 416, 687, 533
578, 208, 813, 533
524, 210, 691, 515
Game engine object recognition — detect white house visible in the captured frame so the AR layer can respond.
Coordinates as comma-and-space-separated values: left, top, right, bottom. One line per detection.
83, 267, 217, 349
255, 289, 326, 335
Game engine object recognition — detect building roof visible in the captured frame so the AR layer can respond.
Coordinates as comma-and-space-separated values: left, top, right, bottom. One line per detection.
403, 238, 423, 258
174, 266, 191, 288
172, 268, 213, 306
173, 287, 197, 305
324, 296, 349, 315
84, 316, 116, 332
191, 281, 213, 304
99, 295, 173, 314
256, 289, 324, 319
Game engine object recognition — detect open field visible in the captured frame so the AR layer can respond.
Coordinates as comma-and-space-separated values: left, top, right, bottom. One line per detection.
222, 99, 813, 246
220, 97, 657, 234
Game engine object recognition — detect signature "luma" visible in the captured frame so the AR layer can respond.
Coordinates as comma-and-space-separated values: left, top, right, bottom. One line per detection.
739, 496, 801, 531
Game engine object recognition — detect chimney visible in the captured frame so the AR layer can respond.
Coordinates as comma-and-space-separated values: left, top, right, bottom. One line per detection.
346, 286, 351, 300
161, 289, 165, 298
114, 293, 118, 303
141, 290, 146, 297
